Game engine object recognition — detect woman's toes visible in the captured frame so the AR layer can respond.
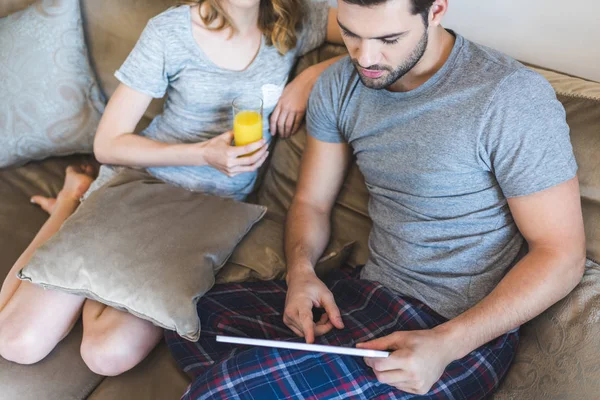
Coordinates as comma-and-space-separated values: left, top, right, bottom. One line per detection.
31, 196, 57, 214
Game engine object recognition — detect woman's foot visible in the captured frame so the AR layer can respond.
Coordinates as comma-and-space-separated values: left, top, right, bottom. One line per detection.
30, 164, 97, 215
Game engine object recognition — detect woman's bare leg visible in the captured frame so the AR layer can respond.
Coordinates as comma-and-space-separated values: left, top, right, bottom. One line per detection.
0, 165, 96, 364
80, 300, 163, 376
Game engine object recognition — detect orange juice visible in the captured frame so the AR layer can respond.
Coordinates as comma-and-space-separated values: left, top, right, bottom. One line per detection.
233, 110, 262, 147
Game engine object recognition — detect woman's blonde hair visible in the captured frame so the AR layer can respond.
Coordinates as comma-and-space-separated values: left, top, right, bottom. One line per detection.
179, 0, 305, 55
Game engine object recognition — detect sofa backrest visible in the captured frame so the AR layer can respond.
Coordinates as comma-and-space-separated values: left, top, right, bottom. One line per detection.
257, 44, 600, 266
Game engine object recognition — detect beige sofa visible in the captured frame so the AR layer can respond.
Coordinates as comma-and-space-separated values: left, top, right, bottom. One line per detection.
1, 0, 599, 399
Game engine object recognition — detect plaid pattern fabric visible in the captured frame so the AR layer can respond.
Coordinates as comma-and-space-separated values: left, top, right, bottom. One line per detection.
166, 269, 519, 399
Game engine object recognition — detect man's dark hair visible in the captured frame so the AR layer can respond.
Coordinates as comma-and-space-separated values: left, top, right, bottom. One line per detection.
342, 0, 436, 25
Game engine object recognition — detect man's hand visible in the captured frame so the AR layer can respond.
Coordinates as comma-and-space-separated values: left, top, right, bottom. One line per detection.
357, 329, 455, 395
283, 268, 345, 343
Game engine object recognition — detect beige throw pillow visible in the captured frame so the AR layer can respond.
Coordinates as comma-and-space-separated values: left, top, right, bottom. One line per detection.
19, 169, 266, 341
0, 0, 104, 167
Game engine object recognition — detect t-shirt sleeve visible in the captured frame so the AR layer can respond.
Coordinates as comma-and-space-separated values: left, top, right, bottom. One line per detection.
479, 68, 578, 198
114, 20, 168, 98
296, 1, 330, 56
306, 63, 345, 143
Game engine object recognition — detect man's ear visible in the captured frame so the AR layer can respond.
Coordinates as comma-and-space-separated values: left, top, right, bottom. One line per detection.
430, 0, 448, 27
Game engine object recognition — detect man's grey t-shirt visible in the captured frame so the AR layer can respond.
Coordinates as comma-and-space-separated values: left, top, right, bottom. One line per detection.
114, 3, 329, 200
307, 33, 578, 319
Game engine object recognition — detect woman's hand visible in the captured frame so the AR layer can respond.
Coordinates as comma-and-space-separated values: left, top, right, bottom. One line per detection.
197, 131, 269, 177
270, 55, 345, 138
270, 70, 316, 138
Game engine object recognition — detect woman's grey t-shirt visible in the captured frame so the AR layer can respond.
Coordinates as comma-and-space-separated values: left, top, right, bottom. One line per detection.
114, 3, 329, 200
307, 33, 578, 319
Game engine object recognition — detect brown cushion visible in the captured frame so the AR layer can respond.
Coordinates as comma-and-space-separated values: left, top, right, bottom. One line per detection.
217, 213, 355, 284
80, 0, 171, 120
87, 341, 190, 400
493, 260, 600, 399
19, 168, 266, 341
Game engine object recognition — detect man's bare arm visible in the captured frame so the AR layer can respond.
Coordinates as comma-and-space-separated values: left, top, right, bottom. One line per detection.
436, 176, 586, 360
285, 135, 352, 279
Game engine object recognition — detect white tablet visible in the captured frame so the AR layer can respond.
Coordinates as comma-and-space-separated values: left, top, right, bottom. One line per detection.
216, 335, 390, 358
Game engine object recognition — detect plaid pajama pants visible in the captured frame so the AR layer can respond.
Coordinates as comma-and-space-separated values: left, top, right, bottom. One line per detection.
165, 268, 519, 400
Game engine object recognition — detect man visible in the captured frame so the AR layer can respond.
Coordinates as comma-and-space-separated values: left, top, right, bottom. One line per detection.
166, 0, 586, 398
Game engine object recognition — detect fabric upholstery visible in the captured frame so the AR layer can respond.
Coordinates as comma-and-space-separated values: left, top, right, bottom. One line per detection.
493, 260, 600, 399
217, 213, 354, 284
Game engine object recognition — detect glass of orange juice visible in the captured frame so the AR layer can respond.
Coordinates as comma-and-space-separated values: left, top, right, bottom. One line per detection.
232, 95, 263, 155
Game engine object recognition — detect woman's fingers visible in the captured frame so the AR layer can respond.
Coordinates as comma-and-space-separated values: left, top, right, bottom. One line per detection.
284, 112, 296, 138
270, 105, 282, 136
227, 151, 269, 176
291, 111, 304, 135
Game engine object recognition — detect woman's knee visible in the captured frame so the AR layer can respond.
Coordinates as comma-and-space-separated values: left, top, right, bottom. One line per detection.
80, 331, 130, 376
80, 327, 161, 376
0, 324, 51, 365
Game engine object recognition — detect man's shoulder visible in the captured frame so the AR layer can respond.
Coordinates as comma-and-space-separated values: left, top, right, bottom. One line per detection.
458, 36, 557, 106
462, 38, 524, 74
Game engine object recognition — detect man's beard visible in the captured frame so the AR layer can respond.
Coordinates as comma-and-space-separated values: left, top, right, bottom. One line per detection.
352, 29, 429, 90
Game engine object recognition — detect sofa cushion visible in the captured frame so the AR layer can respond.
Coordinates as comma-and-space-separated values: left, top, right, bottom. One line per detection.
493, 259, 600, 399
217, 212, 355, 284
87, 341, 190, 400
19, 168, 266, 341
0, 157, 102, 400
0, 0, 105, 167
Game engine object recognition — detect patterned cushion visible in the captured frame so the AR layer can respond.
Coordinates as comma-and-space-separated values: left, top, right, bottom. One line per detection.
494, 260, 600, 399
0, 0, 104, 167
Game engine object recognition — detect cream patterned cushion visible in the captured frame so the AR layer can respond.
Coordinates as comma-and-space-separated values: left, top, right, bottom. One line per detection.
0, 0, 104, 167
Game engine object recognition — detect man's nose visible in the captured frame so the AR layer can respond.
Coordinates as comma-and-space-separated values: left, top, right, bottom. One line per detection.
357, 40, 381, 68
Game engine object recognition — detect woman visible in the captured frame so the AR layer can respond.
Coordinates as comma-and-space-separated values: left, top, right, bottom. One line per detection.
0, 0, 343, 376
